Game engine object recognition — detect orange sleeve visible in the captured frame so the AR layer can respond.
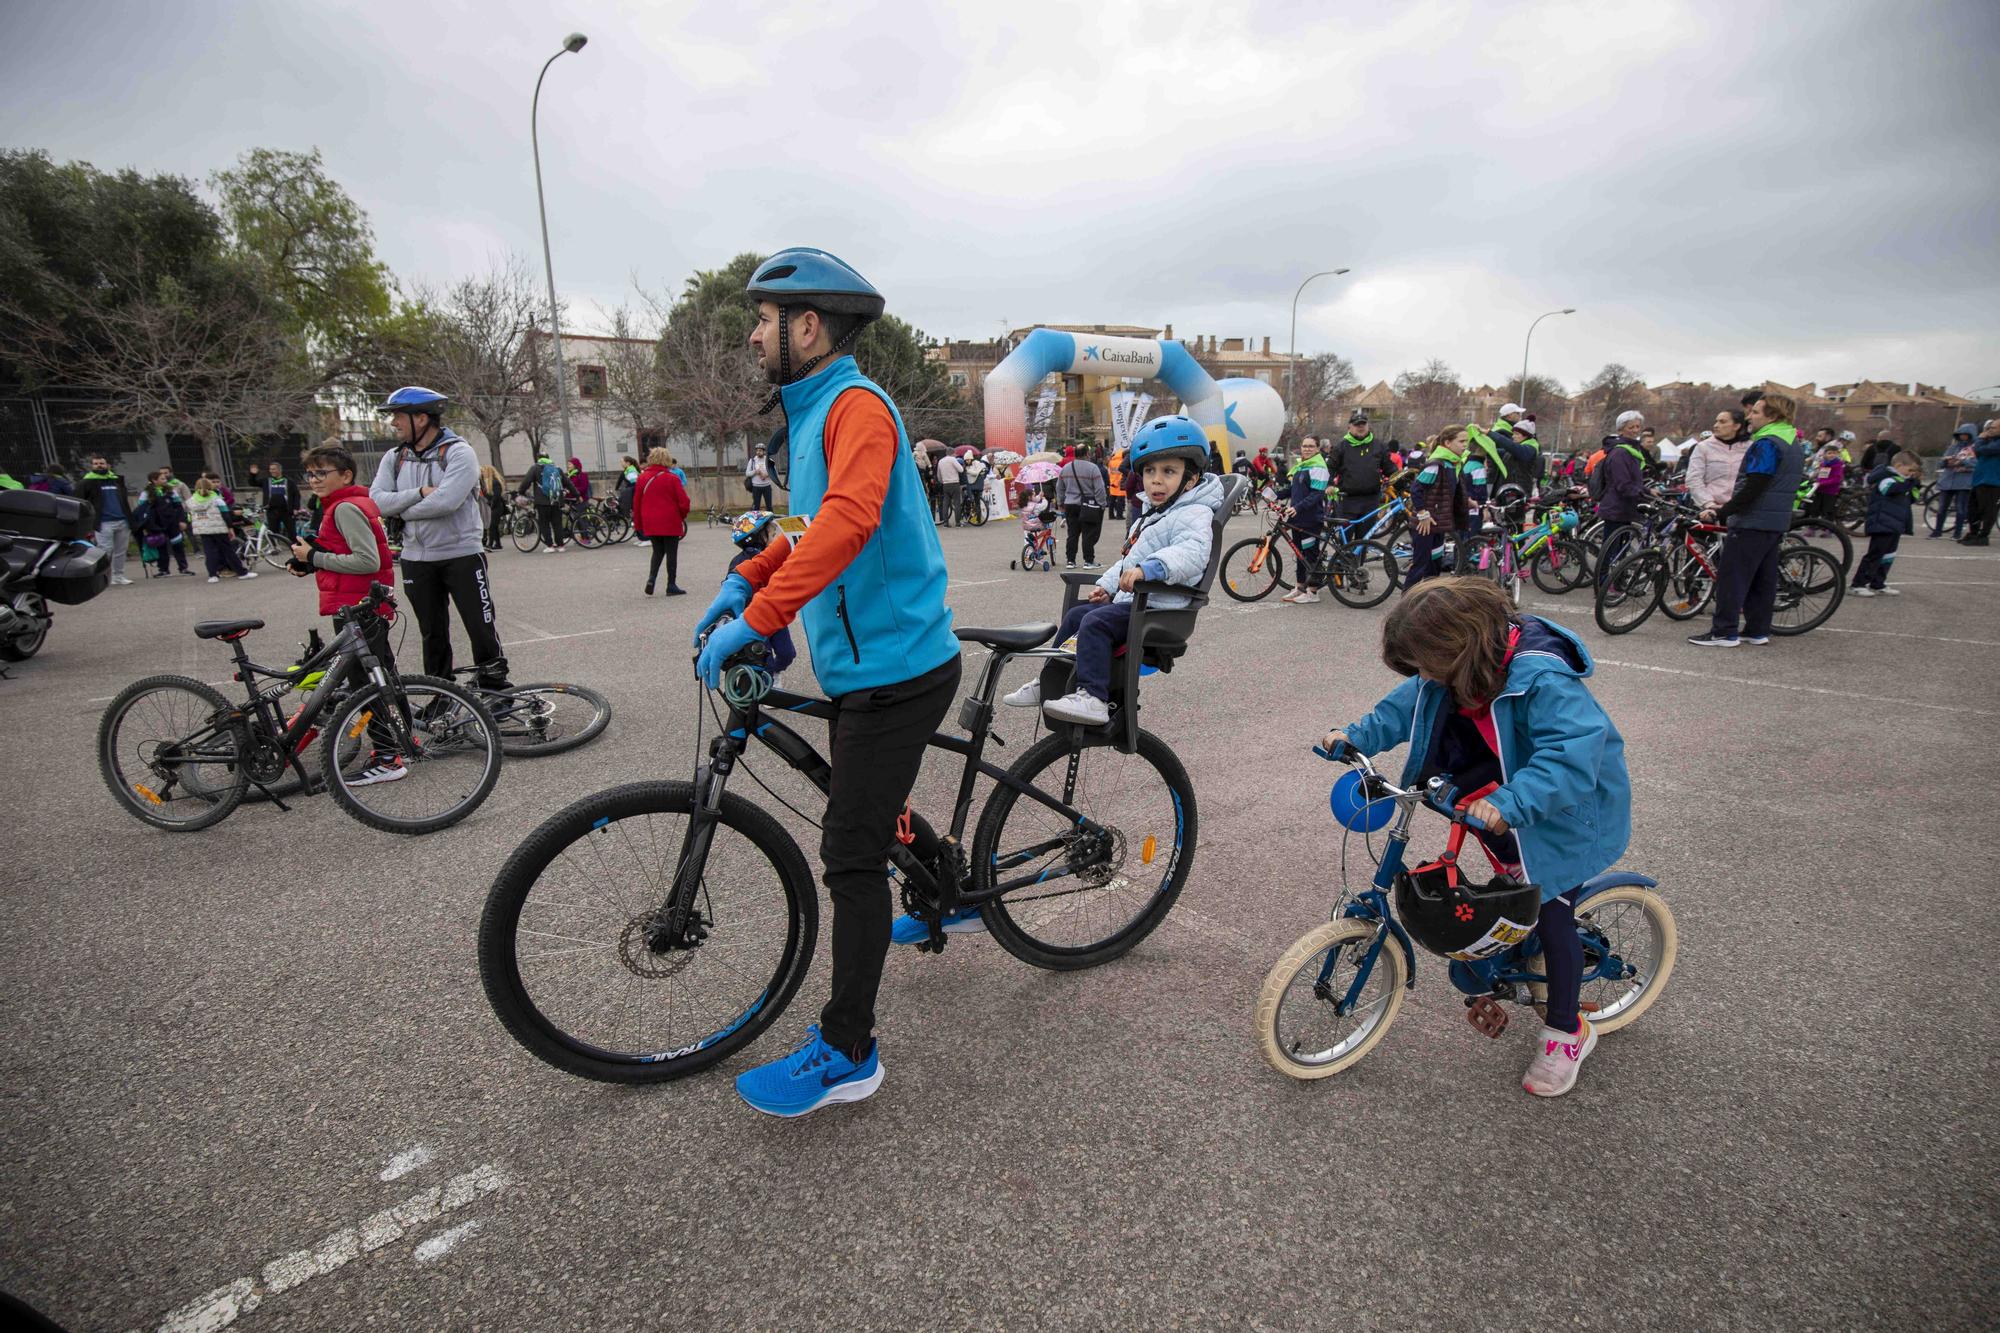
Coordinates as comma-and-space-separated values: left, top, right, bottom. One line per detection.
743, 388, 898, 637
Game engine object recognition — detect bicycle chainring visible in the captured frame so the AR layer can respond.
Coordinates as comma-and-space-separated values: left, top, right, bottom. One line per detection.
243, 734, 291, 784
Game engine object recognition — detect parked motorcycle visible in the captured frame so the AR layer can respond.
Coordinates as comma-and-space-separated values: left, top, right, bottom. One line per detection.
0, 490, 110, 663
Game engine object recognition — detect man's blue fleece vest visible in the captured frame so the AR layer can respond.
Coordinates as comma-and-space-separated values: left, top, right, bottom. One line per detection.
781, 355, 958, 697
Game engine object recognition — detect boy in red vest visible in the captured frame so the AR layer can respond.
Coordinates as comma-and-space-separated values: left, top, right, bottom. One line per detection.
290, 442, 404, 786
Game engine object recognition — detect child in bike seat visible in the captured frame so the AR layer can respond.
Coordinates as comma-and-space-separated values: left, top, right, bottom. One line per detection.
727, 511, 797, 675
1003, 415, 1223, 726
1322, 576, 1631, 1098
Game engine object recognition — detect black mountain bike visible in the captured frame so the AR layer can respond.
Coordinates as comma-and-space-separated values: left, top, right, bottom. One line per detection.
97, 585, 503, 834
478, 621, 1198, 1084
452, 669, 613, 757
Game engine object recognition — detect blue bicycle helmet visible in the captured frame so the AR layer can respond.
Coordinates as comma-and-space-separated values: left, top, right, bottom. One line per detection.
746, 249, 885, 409
1128, 414, 1210, 473
379, 386, 448, 417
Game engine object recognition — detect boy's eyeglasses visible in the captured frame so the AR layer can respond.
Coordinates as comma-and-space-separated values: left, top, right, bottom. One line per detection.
304, 468, 340, 479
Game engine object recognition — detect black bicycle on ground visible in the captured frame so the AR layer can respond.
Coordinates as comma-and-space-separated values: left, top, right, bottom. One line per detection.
96, 585, 503, 834
450, 668, 613, 757
478, 619, 1199, 1084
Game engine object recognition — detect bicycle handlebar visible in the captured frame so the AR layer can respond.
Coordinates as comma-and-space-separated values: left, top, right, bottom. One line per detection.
1314, 744, 1492, 831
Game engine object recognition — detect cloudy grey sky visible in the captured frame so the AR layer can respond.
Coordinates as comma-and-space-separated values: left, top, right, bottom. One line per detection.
4, 0, 1996, 396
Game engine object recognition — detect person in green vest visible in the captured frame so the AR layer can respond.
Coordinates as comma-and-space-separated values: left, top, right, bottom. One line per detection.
0, 471, 23, 491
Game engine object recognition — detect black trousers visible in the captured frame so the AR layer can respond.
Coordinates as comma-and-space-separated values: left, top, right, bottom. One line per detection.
400, 553, 509, 685
535, 503, 566, 547
484, 501, 506, 548
939, 482, 963, 526
266, 505, 296, 540
1969, 484, 2000, 541
646, 535, 680, 589
1855, 532, 1901, 588
1063, 504, 1104, 562
1404, 525, 1446, 585
819, 655, 962, 1057
1108, 493, 1126, 520
1707, 527, 1784, 638
747, 484, 773, 511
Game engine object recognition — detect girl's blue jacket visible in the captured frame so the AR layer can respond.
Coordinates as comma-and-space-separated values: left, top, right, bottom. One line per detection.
1343, 616, 1631, 900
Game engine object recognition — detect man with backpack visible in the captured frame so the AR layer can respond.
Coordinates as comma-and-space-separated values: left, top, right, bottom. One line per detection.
521, 451, 570, 551
369, 386, 511, 690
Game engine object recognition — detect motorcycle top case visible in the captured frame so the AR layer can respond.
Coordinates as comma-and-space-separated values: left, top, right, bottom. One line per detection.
0, 490, 97, 541
35, 542, 110, 604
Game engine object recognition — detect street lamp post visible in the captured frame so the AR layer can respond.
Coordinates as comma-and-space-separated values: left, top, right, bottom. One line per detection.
1287, 267, 1352, 415
531, 32, 588, 466
1519, 307, 1575, 413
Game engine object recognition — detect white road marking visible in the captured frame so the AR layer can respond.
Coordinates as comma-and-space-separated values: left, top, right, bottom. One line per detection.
412, 1220, 483, 1264
949, 578, 1009, 588
509, 616, 556, 638
379, 1144, 435, 1181
1592, 658, 1998, 718
1824, 627, 2000, 647
1870, 580, 1998, 587
150, 1163, 510, 1333
499, 628, 619, 648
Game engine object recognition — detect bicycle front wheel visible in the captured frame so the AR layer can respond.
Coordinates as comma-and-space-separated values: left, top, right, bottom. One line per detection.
97, 674, 248, 831
1659, 549, 1716, 621
1325, 539, 1399, 609
509, 511, 540, 552
1530, 536, 1590, 594
1769, 547, 1844, 635
970, 728, 1197, 970
320, 674, 503, 834
1256, 919, 1407, 1079
478, 781, 817, 1083
1576, 885, 1677, 1033
1594, 550, 1665, 635
1220, 537, 1285, 602
490, 682, 613, 757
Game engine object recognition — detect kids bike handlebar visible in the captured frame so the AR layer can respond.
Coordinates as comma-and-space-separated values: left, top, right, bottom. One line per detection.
1313, 741, 1493, 832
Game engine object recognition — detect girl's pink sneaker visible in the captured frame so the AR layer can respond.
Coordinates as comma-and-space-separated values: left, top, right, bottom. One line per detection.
1523, 1017, 1596, 1097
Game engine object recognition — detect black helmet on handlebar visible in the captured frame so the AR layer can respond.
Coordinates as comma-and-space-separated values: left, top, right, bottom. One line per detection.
1394, 857, 1542, 961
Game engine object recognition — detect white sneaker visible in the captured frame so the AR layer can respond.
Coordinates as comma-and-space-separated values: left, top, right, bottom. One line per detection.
1042, 689, 1110, 725
1292, 590, 1321, 604
1878, 586, 1901, 596
111, 575, 134, 586
1002, 680, 1042, 708
1850, 587, 1877, 597
1279, 589, 1300, 603
1523, 1017, 1597, 1097
349, 753, 408, 786
240, 570, 258, 580
207, 576, 221, 584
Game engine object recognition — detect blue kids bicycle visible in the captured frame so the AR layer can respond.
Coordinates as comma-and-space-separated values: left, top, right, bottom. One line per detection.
1255, 747, 1677, 1079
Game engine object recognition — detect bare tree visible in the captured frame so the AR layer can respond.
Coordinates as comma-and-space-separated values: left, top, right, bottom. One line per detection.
656, 301, 767, 512
1582, 362, 1646, 428
597, 298, 667, 460
1287, 351, 1361, 433
1391, 358, 1467, 441
405, 254, 552, 472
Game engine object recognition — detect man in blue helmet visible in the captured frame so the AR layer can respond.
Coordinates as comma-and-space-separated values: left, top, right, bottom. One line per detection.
692, 248, 960, 1118
369, 387, 511, 689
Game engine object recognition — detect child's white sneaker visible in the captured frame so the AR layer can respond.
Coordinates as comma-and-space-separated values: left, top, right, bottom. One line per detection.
1001, 680, 1041, 708
1523, 1017, 1596, 1097
1042, 689, 1109, 725
1878, 585, 1900, 595
1279, 589, 1301, 603
1292, 590, 1321, 604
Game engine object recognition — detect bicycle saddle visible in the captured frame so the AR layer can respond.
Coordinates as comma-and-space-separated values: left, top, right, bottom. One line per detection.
953, 623, 1056, 652
193, 618, 265, 639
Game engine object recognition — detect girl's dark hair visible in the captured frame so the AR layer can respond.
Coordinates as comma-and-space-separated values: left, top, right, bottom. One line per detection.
1380, 576, 1515, 704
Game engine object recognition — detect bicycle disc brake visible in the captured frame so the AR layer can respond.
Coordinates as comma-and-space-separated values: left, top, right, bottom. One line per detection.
620, 912, 707, 979
1067, 825, 1125, 888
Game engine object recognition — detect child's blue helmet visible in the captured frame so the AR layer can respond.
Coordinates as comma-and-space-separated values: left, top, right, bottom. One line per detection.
1129, 415, 1209, 474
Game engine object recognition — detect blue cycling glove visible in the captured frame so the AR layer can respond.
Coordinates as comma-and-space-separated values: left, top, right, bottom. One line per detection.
1316, 736, 1356, 762
696, 616, 768, 690
692, 574, 753, 650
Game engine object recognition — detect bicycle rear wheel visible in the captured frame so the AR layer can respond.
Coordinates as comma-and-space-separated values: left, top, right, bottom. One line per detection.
1529, 537, 1590, 594
1768, 547, 1844, 635
1256, 919, 1407, 1079
1787, 515, 1853, 576
490, 682, 613, 757
97, 674, 248, 831
1594, 550, 1665, 635
509, 510, 541, 552
1220, 537, 1285, 602
569, 512, 604, 549
1659, 548, 1716, 621
1325, 539, 1398, 609
478, 781, 816, 1083
320, 674, 503, 834
970, 728, 1197, 970
1575, 885, 1677, 1033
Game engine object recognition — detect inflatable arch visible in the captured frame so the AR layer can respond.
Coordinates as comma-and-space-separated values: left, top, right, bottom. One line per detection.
983, 329, 1228, 456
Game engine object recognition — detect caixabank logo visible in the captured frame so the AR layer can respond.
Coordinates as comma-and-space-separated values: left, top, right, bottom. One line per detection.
1081, 345, 1155, 367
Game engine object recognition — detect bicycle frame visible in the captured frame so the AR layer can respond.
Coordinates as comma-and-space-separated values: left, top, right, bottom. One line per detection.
652, 646, 1131, 952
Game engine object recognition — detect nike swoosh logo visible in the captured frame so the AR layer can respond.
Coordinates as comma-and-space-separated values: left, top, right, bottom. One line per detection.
821, 1066, 859, 1088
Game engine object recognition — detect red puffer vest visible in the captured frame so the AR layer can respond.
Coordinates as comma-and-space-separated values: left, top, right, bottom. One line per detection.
315, 485, 395, 616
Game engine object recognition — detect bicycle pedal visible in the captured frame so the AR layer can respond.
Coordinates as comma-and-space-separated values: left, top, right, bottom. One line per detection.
1465, 995, 1509, 1039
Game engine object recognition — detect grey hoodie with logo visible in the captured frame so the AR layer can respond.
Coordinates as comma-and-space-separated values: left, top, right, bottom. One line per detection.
369, 428, 483, 562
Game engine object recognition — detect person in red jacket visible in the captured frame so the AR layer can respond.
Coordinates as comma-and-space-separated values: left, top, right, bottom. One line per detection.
632, 446, 692, 595
290, 442, 403, 785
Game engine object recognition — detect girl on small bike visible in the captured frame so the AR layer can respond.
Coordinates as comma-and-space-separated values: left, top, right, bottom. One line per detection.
1321, 577, 1632, 1097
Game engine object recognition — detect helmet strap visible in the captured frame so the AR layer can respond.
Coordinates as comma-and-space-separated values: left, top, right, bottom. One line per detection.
758, 309, 865, 416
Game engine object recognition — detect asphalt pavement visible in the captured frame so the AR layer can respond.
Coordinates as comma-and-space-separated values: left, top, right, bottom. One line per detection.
2, 514, 1995, 1331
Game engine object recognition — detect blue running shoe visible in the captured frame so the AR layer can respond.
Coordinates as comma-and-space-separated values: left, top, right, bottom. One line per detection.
735, 1025, 882, 1117
889, 908, 987, 945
